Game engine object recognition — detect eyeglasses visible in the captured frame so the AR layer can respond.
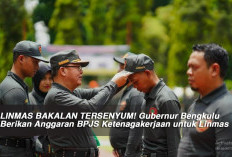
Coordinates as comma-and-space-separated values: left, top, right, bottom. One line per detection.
63, 65, 82, 71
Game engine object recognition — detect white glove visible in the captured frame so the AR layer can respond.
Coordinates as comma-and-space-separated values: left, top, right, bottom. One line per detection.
111, 70, 132, 87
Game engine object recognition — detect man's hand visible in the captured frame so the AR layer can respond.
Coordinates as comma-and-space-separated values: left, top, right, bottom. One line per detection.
113, 149, 120, 157
111, 70, 131, 87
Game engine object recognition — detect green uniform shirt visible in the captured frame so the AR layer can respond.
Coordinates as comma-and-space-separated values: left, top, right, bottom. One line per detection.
143, 79, 181, 157
110, 85, 144, 157
0, 71, 29, 105
178, 84, 232, 157
44, 81, 117, 151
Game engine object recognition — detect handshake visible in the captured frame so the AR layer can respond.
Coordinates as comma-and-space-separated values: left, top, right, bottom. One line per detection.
111, 70, 132, 87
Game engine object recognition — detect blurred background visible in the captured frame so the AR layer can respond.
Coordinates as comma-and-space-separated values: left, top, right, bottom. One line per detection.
1, 0, 232, 114
1, 0, 232, 155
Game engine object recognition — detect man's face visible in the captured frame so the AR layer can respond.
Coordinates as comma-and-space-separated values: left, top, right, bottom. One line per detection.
128, 71, 150, 93
23, 56, 40, 77
118, 63, 125, 73
64, 63, 83, 88
187, 51, 211, 92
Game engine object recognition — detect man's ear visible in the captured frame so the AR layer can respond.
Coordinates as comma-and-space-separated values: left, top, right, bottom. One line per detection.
211, 63, 220, 77
18, 55, 25, 63
144, 70, 152, 76
59, 67, 67, 77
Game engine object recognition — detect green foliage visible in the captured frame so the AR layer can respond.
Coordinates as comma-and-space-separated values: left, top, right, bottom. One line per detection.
0, 0, 32, 82
225, 80, 232, 91
83, 0, 108, 44
33, 0, 56, 25
152, 0, 172, 12
104, 0, 152, 45
2, 0, 232, 88
167, 0, 232, 87
49, 0, 152, 45
49, 0, 90, 44
32, 0, 56, 43
132, 6, 173, 79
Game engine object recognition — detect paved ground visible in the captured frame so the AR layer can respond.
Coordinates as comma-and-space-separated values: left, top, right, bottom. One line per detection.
99, 147, 114, 157
97, 136, 114, 157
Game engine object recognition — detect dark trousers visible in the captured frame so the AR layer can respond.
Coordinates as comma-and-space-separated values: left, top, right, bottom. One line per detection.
0, 145, 34, 157
114, 148, 126, 157
141, 150, 168, 157
55, 148, 98, 157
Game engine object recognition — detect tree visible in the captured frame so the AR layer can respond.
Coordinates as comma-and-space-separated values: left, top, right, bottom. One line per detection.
83, 0, 108, 45
49, 0, 90, 45
0, 0, 32, 82
104, 0, 151, 45
49, 0, 152, 45
133, 5, 173, 79
167, 0, 232, 87
167, 0, 216, 87
32, 0, 56, 43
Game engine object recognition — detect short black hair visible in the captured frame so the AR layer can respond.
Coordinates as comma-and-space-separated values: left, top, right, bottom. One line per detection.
51, 67, 59, 78
192, 43, 229, 78
13, 52, 20, 63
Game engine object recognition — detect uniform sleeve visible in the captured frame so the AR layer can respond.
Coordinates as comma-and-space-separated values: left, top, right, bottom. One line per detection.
124, 94, 144, 157
73, 87, 102, 99
55, 81, 117, 112
2, 88, 28, 105
161, 100, 181, 157
216, 113, 232, 157
29, 92, 37, 105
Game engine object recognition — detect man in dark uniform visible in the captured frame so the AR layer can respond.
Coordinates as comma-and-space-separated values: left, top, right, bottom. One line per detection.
125, 54, 181, 157
110, 52, 144, 157
178, 43, 232, 157
0, 40, 48, 156
44, 49, 129, 157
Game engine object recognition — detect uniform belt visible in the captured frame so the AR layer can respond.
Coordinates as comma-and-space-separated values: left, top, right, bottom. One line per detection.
0, 138, 33, 148
141, 152, 168, 157
55, 148, 99, 157
35, 152, 53, 157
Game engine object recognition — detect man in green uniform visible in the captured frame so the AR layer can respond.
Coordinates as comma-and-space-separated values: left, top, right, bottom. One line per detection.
178, 43, 232, 157
110, 52, 144, 157
44, 49, 129, 157
0, 40, 48, 157
125, 54, 181, 157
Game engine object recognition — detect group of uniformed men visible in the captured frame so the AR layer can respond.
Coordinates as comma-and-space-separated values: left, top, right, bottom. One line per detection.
0, 40, 232, 157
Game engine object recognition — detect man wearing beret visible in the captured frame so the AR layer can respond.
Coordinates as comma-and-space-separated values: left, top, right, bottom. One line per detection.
0, 40, 48, 156
44, 49, 129, 157
124, 54, 180, 157
110, 52, 144, 157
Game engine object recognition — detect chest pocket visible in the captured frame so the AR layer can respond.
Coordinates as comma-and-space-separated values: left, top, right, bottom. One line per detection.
143, 98, 160, 115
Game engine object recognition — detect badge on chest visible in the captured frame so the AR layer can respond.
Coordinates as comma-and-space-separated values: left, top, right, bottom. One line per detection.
149, 107, 158, 115
196, 119, 212, 133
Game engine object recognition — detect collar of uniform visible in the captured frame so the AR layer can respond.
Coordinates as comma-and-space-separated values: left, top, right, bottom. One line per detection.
7, 71, 28, 92
52, 82, 73, 94
125, 84, 133, 93
197, 83, 228, 105
145, 79, 165, 99
31, 89, 44, 104
121, 84, 134, 97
